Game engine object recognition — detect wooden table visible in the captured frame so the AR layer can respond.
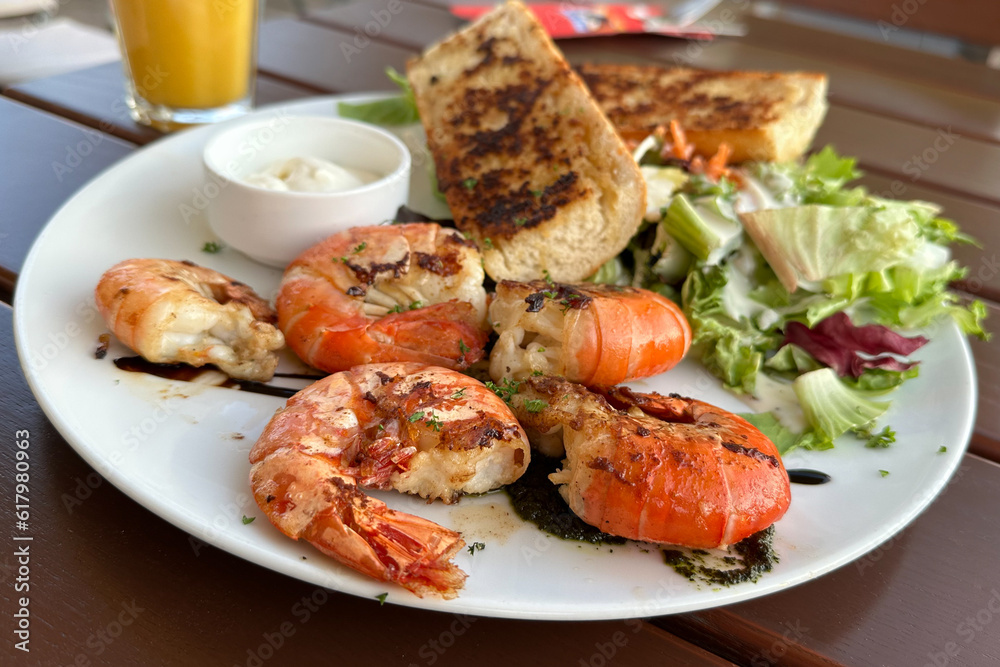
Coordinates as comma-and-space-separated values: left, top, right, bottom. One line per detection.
3, 2, 1000, 665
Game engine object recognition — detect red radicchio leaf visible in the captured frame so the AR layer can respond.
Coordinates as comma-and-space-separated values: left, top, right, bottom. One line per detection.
782, 312, 929, 378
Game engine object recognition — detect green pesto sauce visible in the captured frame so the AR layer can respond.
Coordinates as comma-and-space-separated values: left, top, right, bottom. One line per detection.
505, 456, 626, 545
506, 456, 778, 586
661, 526, 778, 586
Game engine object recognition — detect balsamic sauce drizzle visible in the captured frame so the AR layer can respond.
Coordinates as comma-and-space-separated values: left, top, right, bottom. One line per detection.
113, 356, 301, 398
786, 468, 832, 485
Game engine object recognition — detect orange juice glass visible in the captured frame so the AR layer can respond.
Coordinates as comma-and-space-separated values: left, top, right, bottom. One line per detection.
110, 0, 258, 131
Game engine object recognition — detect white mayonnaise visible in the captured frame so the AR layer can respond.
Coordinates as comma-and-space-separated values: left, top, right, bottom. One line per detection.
244, 157, 380, 193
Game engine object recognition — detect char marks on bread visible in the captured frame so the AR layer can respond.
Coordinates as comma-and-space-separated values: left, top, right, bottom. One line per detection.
577, 64, 828, 163
407, 0, 646, 282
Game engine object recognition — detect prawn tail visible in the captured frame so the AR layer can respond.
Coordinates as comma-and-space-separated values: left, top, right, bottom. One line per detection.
251, 450, 467, 599
341, 503, 468, 599
370, 302, 490, 368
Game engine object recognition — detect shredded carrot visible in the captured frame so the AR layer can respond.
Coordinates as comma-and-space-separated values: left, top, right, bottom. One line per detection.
705, 142, 733, 182
660, 119, 694, 161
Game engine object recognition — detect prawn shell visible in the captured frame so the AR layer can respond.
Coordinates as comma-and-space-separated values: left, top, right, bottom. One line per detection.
513, 377, 790, 549
565, 286, 690, 385
490, 281, 691, 385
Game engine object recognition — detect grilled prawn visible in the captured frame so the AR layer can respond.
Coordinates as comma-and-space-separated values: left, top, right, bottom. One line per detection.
510, 376, 790, 548
277, 223, 492, 374
489, 280, 691, 385
94, 258, 284, 381
249, 362, 530, 598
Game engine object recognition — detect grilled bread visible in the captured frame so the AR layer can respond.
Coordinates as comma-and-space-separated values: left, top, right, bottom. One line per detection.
576, 64, 828, 163
407, 1, 646, 282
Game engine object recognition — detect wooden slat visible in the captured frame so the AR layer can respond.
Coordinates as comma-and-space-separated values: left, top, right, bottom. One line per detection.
3, 62, 316, 146
0, 97, 134, 294
779, 0, 1000, 49
741, 13, 1000, 99
307, 0, 463, 51
258, 18, 418, 94
656, 454, 1000, 666
0, 302, 734, 666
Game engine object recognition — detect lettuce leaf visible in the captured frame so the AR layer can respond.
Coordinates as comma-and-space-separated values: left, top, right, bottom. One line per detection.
337, 67, 419, 125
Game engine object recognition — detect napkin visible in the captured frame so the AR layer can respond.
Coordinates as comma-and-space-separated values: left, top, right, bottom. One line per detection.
0, 17, 119, 85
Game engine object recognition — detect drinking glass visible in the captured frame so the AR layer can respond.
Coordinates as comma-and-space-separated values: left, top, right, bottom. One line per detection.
109, 0, 258, 131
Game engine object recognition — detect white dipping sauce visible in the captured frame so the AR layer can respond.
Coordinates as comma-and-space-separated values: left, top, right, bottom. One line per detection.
244, 157, 379, 192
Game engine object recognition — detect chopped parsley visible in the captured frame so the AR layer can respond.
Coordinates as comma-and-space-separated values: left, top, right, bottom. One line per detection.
467, 542, 485, 555
531, 189, 543, 198
387, 304, 404, 314
352, 242, 367, 254
424, 413, 443, 432
514, 217, 527, 227
531, 370, 543, 376
543, 269, 554, 285
241, 515, 255, 525
879, 469, 890, 478
409, 300, 423, 310
375, 592, 388, 605
486, 378, 521, 404
408, 411, 425, 423
458, 340, 470, 355
201, 241, 223, 253
377, 423, 385, 432
860, 425, 896, 449
483, 237, 494, 249
451, 388, 466, 399
523, 399, 548, 413
462, 178, 478, 190
938, 445, 948, 454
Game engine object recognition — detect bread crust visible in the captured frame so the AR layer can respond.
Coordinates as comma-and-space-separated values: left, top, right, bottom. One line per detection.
407, 1, 646, 282
576, 64, 828, 163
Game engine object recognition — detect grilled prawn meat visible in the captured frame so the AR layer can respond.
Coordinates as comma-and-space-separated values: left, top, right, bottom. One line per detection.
509, 376, 791, 548
94, 258, 284, 381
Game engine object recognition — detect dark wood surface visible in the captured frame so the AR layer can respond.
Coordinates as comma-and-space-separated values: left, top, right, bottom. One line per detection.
2, 2, 1000, 665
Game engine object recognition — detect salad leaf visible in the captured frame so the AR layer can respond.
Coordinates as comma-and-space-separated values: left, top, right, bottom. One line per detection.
738, 411, 801, 455
739, 204, 923, 292
781, 312, 928, 378
794, 368, 891, 446
337, 67, 419, 125
663, 194, 743, 265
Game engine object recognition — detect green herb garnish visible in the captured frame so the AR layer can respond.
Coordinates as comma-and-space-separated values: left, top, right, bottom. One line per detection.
375, 592, 388, 605
486, 378, 521, 404
467, 542, 485, 555
523, 399, 548, 413
202, 241, 223, 253
463, 178, 478, 190
879, 469, 890, 478
408, 411, 425, 423
241, 515, 255, 525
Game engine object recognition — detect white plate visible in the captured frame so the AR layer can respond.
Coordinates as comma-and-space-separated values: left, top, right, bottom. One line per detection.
14, 94, 977, 620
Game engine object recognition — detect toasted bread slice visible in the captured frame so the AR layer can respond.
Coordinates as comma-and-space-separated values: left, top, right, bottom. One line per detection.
407, 1, 646, 282
576, 64, 828, 163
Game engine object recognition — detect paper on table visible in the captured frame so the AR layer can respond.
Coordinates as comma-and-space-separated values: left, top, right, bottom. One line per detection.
451, 1, 741, 39
0, 0, 56, 19
0, 17, 119, 85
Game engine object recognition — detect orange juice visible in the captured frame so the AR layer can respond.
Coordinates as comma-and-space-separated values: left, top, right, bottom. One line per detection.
111, 0, 256, 111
